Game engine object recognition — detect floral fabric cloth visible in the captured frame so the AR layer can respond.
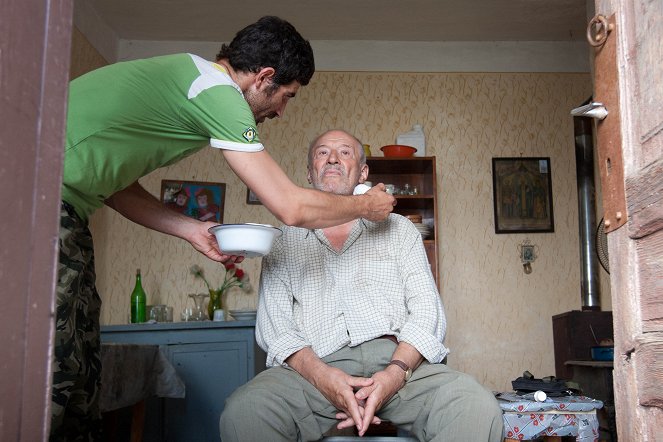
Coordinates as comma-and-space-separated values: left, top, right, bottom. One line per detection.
497, 393, 603, 441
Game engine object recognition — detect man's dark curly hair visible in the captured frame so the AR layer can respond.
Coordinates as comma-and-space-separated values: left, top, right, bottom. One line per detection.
216, 16, 315, 86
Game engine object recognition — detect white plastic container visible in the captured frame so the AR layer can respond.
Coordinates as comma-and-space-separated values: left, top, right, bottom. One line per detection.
396, 124, 426, 157
353, 184, 371, 195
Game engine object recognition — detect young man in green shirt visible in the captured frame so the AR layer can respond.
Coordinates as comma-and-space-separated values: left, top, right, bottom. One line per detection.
53, 16, 395, 440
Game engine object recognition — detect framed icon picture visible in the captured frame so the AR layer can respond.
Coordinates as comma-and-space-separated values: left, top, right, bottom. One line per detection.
160, 180, 226, 224
492, 157, 554, 234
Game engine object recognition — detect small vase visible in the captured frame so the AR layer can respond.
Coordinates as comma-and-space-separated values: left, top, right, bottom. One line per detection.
208, 289, 224, 320
187, 293, 209, 321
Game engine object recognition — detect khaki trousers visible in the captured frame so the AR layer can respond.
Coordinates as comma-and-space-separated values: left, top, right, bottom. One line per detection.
220, 339, 503, 442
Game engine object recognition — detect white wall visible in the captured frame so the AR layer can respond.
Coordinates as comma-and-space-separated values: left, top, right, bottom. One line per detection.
117, 39, 590, 73
73, 0, 590, 74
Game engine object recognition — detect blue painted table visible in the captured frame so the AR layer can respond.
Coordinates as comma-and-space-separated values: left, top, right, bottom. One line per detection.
101, 320, 266, 442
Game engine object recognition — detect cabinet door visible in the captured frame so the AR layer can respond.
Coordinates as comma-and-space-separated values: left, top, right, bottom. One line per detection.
163, 341, 248, 442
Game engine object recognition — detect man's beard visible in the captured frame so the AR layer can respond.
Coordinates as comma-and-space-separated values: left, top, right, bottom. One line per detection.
246, 87, 277, 123
313, 165, 355, 195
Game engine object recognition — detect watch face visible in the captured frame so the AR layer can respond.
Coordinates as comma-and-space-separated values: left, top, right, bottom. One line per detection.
405, 368, 413, 381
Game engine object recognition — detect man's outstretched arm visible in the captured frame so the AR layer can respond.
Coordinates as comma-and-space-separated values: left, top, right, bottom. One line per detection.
105, 181, 242, 263
223, 149, 396, 228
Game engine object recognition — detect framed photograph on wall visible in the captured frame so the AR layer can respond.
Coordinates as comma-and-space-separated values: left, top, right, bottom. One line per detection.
492, 157, 554, 234
246, 187, 262, 205
160, 180, 226, 224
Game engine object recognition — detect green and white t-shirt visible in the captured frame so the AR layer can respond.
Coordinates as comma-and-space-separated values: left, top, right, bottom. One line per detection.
63, 53, 263, 220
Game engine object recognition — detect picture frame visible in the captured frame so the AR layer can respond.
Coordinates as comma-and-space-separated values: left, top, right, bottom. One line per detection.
246, 187, 262, 205
160, 180, 226, 224
521, 244, 536, 263
492, 157, 554, 234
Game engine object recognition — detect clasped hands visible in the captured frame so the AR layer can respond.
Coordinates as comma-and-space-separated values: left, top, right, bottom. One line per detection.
317, 365, 404, 436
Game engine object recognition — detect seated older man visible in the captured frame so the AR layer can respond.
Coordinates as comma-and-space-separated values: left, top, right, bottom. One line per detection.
220, 129, 503, 442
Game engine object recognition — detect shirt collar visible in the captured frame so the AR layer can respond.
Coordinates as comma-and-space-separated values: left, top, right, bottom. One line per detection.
307, 219, 368, 254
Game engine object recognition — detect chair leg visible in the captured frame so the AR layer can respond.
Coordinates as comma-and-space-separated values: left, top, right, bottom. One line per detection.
130, 400, 146, 442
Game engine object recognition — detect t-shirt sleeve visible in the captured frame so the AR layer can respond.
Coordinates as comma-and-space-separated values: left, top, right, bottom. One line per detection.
184, 84, 264, 152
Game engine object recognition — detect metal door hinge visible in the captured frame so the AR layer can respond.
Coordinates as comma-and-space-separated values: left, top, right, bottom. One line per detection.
589, 14, 627, 233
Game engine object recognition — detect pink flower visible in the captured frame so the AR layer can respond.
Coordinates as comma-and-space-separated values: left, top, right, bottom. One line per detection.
190, 263, 251, 294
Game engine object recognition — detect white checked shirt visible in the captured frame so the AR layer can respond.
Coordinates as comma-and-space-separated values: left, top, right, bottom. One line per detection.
256, 214, 449, 367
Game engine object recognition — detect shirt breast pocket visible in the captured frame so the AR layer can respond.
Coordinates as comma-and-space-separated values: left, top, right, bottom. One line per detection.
354, 259, 403, 295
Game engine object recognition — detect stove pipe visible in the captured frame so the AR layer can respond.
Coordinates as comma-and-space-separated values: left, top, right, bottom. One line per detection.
574, 116, 601, 310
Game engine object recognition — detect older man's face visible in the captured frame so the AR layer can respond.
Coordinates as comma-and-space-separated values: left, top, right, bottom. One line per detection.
307, 130, 368, 195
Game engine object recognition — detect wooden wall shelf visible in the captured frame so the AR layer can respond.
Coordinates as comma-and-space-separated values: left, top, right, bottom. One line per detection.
366, 156, 439, 288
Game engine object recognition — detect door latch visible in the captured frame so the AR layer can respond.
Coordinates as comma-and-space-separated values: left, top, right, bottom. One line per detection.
570, 102, 608, 120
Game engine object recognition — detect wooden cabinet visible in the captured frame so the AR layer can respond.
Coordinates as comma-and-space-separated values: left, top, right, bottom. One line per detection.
366, 156, 439, 288
101, 321, 266, 442
552, 310, 613, 379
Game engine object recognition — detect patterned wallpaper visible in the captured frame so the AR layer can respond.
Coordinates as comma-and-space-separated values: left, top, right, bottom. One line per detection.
70, 28, 108, 80
73, 36, 610, 391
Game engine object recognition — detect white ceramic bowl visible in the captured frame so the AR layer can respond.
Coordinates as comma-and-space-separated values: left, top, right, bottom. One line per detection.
208, 223, 282, 258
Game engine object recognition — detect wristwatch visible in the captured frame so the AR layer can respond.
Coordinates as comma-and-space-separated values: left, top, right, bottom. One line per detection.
388, 359, 412, 381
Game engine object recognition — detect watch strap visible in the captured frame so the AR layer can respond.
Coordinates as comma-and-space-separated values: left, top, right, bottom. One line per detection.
388, 359, 412, 381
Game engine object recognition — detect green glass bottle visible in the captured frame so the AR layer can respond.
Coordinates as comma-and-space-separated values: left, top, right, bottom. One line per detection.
130, 268, 147, 323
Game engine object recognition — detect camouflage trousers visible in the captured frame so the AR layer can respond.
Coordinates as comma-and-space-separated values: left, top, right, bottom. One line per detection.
50, 201, 102, 441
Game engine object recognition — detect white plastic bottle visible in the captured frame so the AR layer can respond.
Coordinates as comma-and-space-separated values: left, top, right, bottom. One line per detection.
396, 124, 426, 157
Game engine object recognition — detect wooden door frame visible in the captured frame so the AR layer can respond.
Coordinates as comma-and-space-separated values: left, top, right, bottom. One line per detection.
0, 0, 72, 439
593, 0, 663, 438
2, 0, 661, 439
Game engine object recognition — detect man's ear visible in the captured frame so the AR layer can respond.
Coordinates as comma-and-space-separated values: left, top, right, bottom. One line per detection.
255, 67, 276, 89
306, 168, 312, 184
359, 164, 369, 182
